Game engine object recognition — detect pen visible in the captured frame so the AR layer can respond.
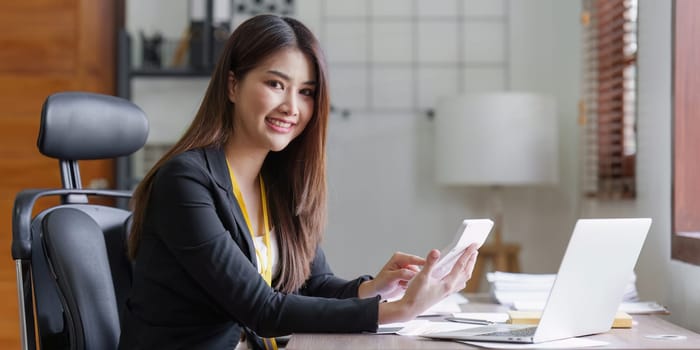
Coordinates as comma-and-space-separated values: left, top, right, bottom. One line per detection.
444, 316, 495, 325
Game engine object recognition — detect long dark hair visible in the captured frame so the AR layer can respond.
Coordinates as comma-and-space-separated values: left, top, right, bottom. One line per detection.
128, 14, 330, 293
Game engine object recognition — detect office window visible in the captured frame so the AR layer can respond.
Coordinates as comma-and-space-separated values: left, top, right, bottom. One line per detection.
672, 0, 700, 266
581, 0, 638, 198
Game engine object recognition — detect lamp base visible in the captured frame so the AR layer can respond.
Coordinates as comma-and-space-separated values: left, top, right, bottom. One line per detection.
465, 229, 521, 293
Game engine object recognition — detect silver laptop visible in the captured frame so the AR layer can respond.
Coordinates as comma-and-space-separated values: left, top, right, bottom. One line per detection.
424, 218, 651, 344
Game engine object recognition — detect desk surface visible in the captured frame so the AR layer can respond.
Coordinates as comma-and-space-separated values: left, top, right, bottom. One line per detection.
287, 297, 700, 349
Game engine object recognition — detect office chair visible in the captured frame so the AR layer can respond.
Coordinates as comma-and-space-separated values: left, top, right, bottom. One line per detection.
11, 92, 149, 350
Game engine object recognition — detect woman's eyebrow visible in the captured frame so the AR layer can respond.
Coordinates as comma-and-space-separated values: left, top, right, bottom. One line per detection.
267, 69, 316, 86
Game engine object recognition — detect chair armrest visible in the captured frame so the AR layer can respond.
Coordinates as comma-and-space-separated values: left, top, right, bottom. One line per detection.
12, 189, 132, 260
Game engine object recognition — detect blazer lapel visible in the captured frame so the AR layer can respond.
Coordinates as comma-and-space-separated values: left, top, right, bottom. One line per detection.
203, 147, 257, 268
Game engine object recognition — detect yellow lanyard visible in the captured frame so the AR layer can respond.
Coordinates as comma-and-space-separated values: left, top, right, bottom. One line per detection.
226, 160, 273, 285
227, 160, 278, 350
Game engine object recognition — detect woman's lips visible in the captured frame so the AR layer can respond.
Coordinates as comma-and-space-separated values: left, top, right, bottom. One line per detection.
265, 117, 296, 133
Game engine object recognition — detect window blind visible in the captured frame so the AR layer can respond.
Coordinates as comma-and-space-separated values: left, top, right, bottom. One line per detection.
581, 0, 638, 198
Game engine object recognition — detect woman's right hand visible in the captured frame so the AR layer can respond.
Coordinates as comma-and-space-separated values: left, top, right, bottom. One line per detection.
377, 243, 479, 324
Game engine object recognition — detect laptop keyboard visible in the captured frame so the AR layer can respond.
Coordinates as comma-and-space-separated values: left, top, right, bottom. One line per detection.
484, 327, 537, 337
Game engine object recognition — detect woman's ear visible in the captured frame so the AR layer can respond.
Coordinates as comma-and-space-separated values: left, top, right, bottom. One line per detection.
227, 71, 237, 103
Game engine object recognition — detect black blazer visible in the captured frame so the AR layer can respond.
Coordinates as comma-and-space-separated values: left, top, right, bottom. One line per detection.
118, 147, 380, 350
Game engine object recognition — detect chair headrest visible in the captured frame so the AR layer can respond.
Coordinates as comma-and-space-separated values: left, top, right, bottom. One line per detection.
38, 92, 149, 160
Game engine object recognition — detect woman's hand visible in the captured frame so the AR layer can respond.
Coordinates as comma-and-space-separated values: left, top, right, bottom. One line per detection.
378, 243, 479, 324
358, 252, 424, 300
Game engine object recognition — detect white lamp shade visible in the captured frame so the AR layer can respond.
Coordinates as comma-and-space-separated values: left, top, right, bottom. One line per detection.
435, 92, 558, 186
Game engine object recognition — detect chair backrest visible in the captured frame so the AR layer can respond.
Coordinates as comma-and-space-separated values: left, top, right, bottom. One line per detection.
12, 92, 148, 350
42, 208, 122, 350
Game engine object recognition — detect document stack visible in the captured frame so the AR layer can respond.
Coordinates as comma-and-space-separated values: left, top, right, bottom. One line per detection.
486, 271, 639, 310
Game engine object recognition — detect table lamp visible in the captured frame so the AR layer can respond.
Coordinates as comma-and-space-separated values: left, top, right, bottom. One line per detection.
434, 92, 558, 291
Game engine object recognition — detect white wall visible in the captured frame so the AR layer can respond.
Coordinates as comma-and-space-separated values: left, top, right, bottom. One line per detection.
316, 0, 583, 280
503, 0, 582, 274
324, 112, 487, 277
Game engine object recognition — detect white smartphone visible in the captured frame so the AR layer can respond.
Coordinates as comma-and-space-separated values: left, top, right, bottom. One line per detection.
431, 219, 494, 279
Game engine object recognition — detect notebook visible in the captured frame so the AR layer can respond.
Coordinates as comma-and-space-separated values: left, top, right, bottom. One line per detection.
423, 218, 651, 344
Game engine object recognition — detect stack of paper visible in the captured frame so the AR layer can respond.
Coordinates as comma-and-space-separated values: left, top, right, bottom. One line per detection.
618, 301, 669, 314
487, 271, 639, 308
487, 272, 555, 306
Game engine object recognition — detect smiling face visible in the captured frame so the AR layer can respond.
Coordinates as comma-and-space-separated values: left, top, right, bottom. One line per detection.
227, 47, 317, 153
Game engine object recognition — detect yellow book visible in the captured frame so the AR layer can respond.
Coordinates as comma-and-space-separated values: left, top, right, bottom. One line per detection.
507, 310, 633, 329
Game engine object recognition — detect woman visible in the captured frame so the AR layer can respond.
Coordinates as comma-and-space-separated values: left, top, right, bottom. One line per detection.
119, 14, 479, 350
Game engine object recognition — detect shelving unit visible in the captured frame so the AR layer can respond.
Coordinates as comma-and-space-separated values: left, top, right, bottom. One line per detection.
115, 0, 218, 198
115, 0, 296, 205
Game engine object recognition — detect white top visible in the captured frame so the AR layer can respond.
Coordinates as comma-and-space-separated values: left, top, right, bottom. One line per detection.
252, 229, 280, 280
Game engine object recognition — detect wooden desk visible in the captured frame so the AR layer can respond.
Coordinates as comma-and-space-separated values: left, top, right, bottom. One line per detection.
287, 298, 700, 349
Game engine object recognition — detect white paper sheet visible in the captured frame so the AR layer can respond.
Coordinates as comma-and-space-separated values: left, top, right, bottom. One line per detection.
460, 337, 608, 349
376, 319, 483, 336
452, 312, 511, 323
397, 321, 482, 336
619, 301, 668, 314
375, 321, 415, 334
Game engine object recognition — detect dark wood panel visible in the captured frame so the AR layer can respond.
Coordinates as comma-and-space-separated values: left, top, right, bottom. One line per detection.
0, 0, 119, 347
0, 118, 50, 159
0, 76, 83, 117
76, 0, 116, 92
0, 6, 78, 74
1, 0, 74, 11
0, 157, 62, 190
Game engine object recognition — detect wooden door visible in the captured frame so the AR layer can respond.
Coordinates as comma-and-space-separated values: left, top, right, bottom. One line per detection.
0, 0, 117, 347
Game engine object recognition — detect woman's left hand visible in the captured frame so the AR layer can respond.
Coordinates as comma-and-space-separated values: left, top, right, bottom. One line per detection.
358, 252, 425, 300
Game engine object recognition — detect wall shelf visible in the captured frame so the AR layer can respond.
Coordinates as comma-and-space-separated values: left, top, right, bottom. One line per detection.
115, 0, 220, 204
